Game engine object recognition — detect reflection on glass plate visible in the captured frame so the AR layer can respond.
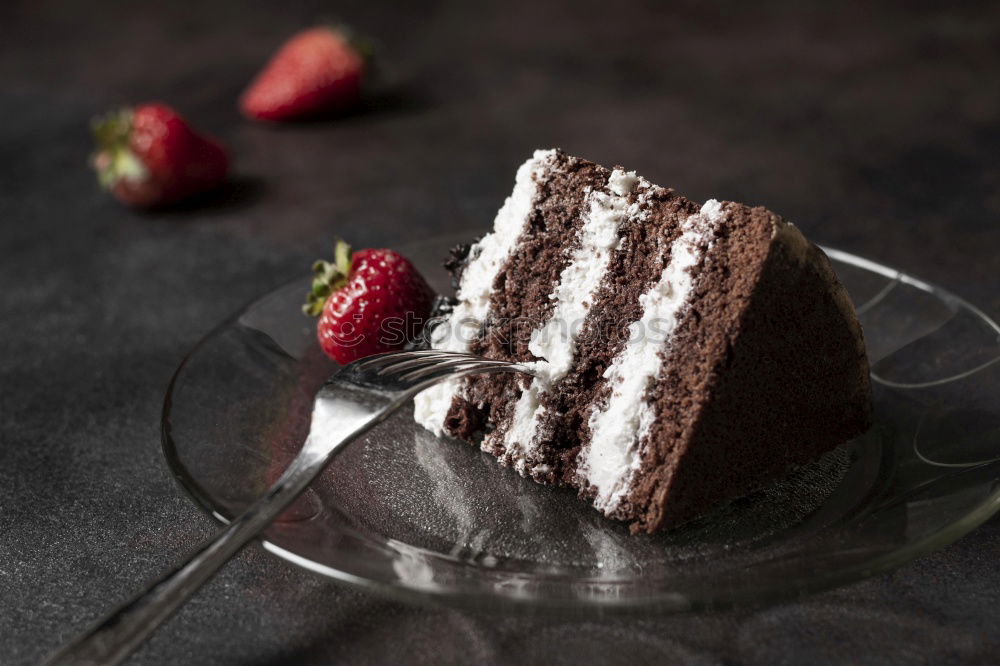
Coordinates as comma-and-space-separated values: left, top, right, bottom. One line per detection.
162, 236, 1000, 613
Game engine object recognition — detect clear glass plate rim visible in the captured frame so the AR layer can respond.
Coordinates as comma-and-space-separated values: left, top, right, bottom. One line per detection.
160, 243, 1000, 612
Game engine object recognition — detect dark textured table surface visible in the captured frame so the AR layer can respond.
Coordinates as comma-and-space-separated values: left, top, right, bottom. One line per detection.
4, 1, 1000, 664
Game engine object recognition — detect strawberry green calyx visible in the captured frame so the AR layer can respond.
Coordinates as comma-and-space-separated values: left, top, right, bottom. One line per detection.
303, 239, 353, 316
329, 23, 376, 64
90, 108, 147, 188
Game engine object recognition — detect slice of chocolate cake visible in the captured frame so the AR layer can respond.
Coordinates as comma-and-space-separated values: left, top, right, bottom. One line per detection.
414, 149, 873, 533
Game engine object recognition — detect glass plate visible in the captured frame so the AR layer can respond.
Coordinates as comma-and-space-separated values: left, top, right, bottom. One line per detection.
162, 235, 1000, 613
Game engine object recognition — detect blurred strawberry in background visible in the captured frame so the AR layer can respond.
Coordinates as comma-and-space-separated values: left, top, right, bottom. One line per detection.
91, 103, 229, 208
240, 26, 371, 122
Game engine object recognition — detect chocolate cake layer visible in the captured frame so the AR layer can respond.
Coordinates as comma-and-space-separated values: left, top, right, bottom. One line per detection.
530, 185, 699, 485
443, 152, 608, 450
574, 199, 727, 516
626, 205, 872, 532
414, 149, 873, 534
413, 149, 560, 437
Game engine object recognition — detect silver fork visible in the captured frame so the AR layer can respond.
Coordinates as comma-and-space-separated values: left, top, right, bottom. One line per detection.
45, 349, 530, 666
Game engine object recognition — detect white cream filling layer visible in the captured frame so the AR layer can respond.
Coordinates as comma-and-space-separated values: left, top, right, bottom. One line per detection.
579, 199, 724, 512
413, 149, 557, 435
499, 170, 642, 469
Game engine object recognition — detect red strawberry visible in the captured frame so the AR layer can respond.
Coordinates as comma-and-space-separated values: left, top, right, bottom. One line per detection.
304, 240, 435, 364
91, 103, 229, 208
240, 26, 370, 122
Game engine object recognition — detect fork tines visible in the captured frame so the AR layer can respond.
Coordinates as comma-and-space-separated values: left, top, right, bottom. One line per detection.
354, 350, 517, 383
355, 349, 469, 371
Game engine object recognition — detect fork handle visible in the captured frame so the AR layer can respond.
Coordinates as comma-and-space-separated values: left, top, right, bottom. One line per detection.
43, 353, 514, 665
43, 453, 324, 666
42, 433, 362, 666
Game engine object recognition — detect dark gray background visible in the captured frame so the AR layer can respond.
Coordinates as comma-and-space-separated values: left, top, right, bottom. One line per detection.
3, 1, 1000, 663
